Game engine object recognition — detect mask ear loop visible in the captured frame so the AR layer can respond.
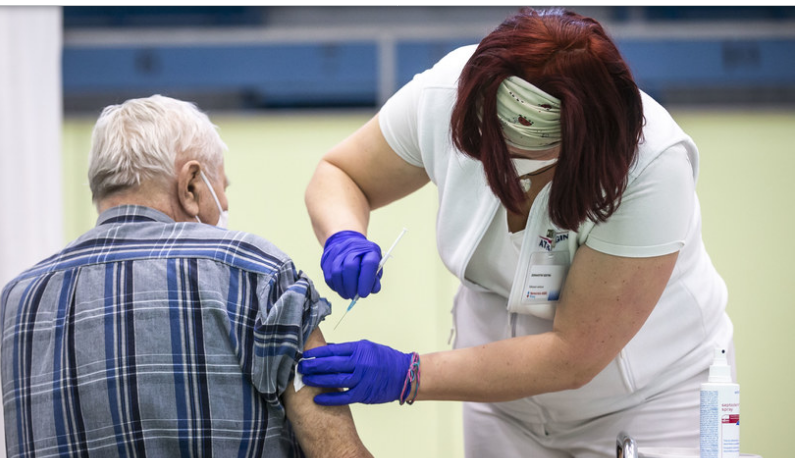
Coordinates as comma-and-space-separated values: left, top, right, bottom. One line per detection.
199, 170, 224, 211
197, 169, 224, 225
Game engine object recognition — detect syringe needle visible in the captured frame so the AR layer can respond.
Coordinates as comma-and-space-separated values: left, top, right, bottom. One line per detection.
333, 304, 353, 330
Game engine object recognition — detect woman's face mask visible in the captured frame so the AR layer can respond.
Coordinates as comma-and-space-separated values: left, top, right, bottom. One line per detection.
195, 170, 228, 229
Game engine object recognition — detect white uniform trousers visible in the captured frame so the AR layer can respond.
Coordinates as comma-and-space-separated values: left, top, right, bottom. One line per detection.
462, 367, 704, 458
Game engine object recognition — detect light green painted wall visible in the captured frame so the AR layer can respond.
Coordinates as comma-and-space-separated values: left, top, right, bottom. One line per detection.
674, 109, 794, 458
63, 109, 793, 457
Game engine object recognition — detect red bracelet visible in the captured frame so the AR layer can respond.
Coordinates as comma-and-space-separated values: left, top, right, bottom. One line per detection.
399, 352, 421, 405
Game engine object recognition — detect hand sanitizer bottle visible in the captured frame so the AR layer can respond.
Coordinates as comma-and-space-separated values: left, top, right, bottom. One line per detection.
700, 348, 740, 458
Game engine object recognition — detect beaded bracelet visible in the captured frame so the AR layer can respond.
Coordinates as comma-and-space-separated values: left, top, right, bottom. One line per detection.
399, 352, 421, 405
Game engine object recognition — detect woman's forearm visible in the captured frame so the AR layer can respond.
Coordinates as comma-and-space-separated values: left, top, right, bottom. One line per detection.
416, 333, 599, 403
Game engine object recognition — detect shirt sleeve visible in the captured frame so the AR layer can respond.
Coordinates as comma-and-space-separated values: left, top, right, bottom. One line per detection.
250, 260, 331, 399
584, 145, 696, 258
378, 73, 425, 168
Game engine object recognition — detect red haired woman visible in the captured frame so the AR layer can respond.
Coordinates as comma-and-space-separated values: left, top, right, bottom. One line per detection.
301, 8, 733, 456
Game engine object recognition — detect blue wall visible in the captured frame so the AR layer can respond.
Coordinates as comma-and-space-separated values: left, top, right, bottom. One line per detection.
63, 38, 795, 108
64, 43, 378, 107
62, 6, 795, 109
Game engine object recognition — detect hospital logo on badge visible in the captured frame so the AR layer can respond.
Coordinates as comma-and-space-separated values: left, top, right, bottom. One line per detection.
538, 229, 568, 251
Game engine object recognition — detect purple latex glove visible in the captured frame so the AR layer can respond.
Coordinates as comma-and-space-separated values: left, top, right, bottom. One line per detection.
298, 340, 413, 406
320, 230, 383, 299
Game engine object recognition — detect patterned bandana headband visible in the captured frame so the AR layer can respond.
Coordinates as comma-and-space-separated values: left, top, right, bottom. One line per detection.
495, 76, 562, 150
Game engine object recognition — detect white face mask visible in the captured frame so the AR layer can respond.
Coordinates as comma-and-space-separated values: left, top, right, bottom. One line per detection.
195, 170, 228, 229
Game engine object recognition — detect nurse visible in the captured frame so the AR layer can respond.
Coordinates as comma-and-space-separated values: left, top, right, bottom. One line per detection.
301, 7, 733, 457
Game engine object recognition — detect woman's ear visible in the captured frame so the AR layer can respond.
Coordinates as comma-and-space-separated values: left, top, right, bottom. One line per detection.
177, 160, 202, 218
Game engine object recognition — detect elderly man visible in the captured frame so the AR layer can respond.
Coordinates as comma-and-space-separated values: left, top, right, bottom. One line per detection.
0, 95, 371, 458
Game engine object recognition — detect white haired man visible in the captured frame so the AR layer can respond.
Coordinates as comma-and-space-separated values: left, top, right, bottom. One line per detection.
0, 95, 372, 458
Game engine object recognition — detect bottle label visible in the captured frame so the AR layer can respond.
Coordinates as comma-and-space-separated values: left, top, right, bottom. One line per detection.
721, 409, 740, 455
701, 386, 740, 458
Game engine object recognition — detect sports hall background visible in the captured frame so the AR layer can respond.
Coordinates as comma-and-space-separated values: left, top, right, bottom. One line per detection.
4, 6, 795, 458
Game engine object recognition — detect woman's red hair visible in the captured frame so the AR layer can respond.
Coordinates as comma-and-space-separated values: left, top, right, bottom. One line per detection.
451, 7, 644, 231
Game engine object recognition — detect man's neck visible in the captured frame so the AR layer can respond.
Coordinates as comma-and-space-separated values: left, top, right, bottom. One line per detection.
97, 187, 182, 221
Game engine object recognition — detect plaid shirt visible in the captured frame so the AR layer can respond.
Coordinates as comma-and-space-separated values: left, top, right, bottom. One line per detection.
1, 205, 330, 458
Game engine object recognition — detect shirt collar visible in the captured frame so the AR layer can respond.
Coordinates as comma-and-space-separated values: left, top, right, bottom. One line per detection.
96, 205, 176, 227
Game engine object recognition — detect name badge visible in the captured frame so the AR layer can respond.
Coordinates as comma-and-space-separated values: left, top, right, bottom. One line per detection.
520, 251, 570, 304
508, 230, 572, 321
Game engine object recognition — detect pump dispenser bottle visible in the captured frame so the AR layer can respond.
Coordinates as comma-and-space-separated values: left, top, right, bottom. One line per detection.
700, 348, 740, 458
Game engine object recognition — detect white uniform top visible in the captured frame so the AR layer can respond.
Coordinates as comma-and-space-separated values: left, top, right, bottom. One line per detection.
379, 45, 732, 422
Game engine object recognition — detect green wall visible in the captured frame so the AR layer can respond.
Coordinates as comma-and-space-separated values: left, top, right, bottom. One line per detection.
63, 108, 793, 457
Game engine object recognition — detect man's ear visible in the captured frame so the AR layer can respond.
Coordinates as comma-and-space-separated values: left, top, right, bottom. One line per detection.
177, 160, 202, 218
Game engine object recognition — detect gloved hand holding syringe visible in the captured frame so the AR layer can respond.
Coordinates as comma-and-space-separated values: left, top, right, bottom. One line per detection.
333, 227, 408, 329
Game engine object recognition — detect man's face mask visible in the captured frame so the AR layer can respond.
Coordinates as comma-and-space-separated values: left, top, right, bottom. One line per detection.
195, 169, 228, 229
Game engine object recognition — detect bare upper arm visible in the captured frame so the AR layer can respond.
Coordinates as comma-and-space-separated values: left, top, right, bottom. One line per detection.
322, 113, 430, 210
283, 328, 372, 458
552, 245, 678, 386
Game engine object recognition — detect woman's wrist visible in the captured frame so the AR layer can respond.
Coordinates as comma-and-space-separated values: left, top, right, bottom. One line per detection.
399, 352, 421, 405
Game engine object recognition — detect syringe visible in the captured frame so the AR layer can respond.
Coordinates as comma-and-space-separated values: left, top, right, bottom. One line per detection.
333, 228, 408, 330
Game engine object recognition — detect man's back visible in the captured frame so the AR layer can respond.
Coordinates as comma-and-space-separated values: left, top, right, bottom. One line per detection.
1, 205, 329, 458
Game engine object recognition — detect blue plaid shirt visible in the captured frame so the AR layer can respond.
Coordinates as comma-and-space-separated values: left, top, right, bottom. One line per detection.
1, 205, 331, 458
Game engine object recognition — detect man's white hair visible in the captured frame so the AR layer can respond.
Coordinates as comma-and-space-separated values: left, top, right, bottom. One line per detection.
88, 94, 227, 201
